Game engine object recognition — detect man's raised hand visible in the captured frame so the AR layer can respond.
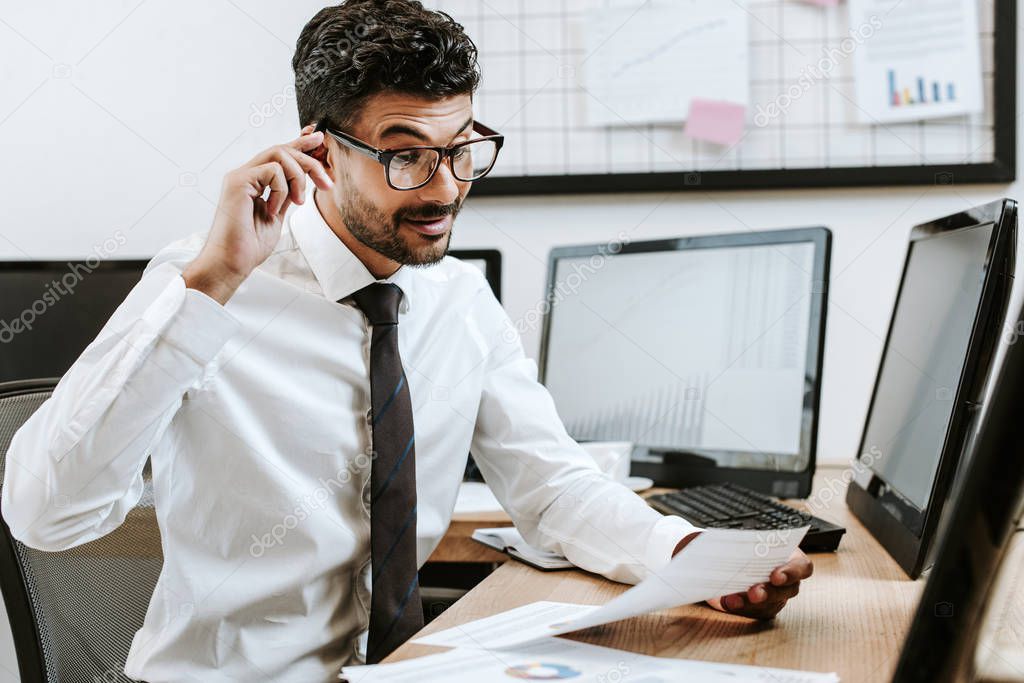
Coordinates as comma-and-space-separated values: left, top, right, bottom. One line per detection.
182, 126, 334, 304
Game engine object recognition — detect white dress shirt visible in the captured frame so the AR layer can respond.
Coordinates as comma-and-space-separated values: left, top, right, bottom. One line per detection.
2, 185, 695, 683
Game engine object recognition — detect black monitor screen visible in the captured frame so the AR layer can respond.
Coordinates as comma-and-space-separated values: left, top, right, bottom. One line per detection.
859, 223, 993, 512
540, 229, 828, 477
0, 261, 147, 383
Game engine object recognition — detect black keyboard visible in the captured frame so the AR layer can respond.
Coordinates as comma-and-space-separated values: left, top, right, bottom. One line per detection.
647, 482, 846, 552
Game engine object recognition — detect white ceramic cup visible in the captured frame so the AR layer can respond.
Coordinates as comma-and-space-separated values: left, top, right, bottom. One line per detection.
580, 441, 633, 483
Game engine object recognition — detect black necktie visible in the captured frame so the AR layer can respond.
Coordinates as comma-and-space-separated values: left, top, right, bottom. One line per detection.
349, 283, 423, 663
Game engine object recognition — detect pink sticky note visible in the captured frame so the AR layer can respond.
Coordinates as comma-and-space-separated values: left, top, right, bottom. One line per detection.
684, 99, 746, 147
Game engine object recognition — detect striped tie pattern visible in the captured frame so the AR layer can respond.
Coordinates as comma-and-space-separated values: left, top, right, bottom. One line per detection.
349, 283, 423, 663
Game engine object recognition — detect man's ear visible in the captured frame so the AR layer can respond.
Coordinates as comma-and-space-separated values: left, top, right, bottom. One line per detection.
309, 140, 330, 168
303, 121, 331, 167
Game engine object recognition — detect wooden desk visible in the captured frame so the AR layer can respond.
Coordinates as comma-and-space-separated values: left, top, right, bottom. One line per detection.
395, 467, 1024, 682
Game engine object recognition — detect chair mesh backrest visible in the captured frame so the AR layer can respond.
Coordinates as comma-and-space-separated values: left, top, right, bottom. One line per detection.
0, 388, 163, 683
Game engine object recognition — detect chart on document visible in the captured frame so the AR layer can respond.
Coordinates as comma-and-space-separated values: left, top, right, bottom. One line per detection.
849, 0, 984, 123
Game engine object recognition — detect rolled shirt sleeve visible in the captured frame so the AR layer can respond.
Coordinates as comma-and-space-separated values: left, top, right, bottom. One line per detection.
467, 287, 698, 584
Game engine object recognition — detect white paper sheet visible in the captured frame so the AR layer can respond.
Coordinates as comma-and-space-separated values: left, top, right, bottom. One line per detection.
417, 526, 809, 649
414, 602, 600, 650
849, 0, 983, 123
339, 637, 838, 682
453, 482, 503, 514
584, 0, 750, 127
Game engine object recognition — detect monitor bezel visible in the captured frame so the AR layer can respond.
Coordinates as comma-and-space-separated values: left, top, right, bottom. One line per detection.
538, 227, 831, 499
448, 249, 502, 303
891, 237, 1024, 682
846, 199, 1018, 579
0, 259, 151, 383
0, 259, 150, 273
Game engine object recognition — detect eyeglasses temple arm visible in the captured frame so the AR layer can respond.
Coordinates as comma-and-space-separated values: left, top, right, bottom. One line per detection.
315, 121, 384, 162
473, 121, 501, 137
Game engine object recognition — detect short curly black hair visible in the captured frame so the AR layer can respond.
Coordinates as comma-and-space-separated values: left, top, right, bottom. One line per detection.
292, 0, 481, 131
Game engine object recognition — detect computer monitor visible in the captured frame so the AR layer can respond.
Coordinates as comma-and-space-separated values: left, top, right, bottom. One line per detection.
539, 228, 831, 498
0, 251, 501, 387
448, 249, 502, 302
0, 260, 148, 383
846, 199, 1018, 579
446, 249, 503, 483
892, 242, 1024, 683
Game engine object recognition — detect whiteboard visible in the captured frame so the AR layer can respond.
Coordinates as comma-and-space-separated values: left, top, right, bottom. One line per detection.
428, 0, 1014, 194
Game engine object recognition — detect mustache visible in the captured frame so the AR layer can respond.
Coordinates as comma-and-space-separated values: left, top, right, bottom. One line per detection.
396, 201, 462, 222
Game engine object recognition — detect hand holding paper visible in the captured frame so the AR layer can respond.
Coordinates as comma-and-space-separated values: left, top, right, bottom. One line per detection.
704, 533, 814, 620
416, 526, 810, 650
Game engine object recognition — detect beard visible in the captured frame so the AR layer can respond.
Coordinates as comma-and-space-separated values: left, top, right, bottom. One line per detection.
338, 183, 462, 267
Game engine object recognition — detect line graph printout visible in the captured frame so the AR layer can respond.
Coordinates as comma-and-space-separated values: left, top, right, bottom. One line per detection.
584, 0, 750, 127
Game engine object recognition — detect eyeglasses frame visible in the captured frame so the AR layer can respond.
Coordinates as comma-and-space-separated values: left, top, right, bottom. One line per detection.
314, 119, 505, 191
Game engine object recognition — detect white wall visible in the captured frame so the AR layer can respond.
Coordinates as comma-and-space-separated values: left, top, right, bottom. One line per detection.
0, 2, 1020, 679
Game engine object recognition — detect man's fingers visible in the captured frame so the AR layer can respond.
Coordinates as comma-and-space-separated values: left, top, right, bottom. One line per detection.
247, 136, 333, 197
251, 162, 289, 216
249, 131, 325, 167
719, 580, 799, 610
771, 551, 813, 586
289, 129, 326, 153
749, 582, 799, 604
712, 553, 808, 617
719, 593, 788, 619
283, 146, 334, 191
721, 592, 747, 611
246, 147, 308, 204
274, 149, 309, 204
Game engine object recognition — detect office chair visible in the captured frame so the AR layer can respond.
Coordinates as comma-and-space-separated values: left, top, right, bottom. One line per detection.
0, 378, 162, 683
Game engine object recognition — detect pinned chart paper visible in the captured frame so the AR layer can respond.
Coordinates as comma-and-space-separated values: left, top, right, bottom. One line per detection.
340, 637, 839, 683
416, 526, 809, 650
584, 0, 750, 127
849, 0, 983, 123
685, 98, 747, 146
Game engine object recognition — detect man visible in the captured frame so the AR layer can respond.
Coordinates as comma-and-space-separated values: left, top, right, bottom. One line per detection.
1, 1, 811, 681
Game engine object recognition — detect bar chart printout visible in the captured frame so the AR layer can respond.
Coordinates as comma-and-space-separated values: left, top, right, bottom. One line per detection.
887, 69, 960, 108
850, 0, 983, 123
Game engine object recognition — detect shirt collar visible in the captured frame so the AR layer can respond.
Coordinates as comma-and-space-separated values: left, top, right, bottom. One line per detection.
289, 187, 415, 313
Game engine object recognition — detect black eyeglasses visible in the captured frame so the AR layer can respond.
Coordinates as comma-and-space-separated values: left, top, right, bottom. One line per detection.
315, 120, 504, 191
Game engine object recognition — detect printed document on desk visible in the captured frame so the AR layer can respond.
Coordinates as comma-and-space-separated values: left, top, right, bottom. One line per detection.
340, 637, 838, 682
416, 526, 809, 649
